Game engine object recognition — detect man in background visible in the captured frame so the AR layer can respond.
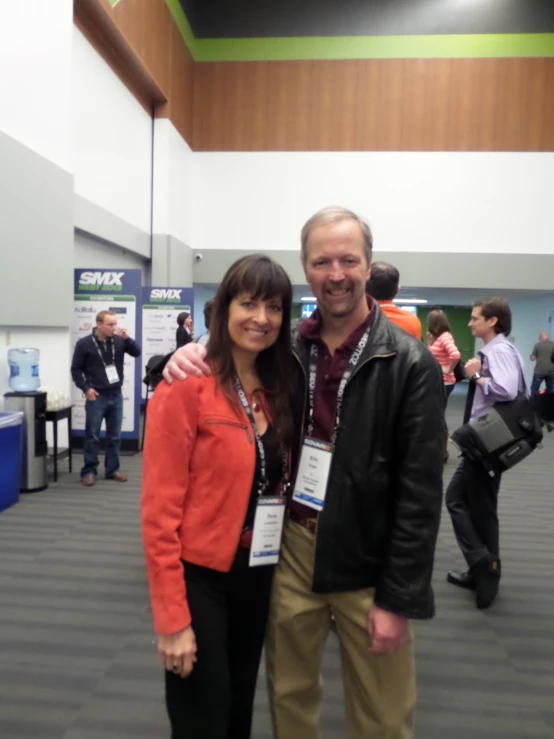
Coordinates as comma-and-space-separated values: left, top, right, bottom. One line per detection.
366, 261, 422, 340
530, 331, 554, 396
71, 310, 141, 487
446, 298, 524, 609
195, 299, 214, 346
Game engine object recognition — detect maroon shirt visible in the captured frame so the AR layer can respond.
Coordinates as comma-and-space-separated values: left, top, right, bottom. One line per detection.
290, 296, 375, 519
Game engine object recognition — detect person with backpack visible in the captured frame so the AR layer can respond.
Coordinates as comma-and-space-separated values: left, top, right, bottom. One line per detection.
446, 297, 525, 610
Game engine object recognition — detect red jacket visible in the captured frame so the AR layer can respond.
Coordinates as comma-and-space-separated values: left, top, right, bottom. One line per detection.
141, 375, 258, 635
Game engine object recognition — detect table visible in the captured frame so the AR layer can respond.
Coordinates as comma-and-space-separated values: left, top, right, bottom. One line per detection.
45, 406, 73, 482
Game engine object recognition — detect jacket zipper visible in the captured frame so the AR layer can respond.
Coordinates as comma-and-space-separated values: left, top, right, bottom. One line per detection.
346, 352, 396, 388
316, 351, 396, 586
205, 419, 252, 444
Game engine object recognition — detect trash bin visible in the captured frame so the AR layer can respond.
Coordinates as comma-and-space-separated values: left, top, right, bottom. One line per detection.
0, 411, 24, 513
4, 392, 48, 492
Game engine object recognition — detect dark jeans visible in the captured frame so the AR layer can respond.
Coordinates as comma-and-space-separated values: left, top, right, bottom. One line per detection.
445, 457, 502, 569
531, 374, 554, 396
81, 393, 123, 479
165, 551, 274, 739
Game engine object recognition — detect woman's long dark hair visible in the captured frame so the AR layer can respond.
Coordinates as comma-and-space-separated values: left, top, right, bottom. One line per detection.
427, 309, 451, 339
207, 254, 294, 447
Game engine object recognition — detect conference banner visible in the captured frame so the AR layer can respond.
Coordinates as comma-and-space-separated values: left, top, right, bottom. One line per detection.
72, 269, 142, 447
141, 287, 194, 399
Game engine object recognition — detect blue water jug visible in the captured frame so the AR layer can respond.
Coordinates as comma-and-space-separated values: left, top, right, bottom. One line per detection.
8, 348, 40, 392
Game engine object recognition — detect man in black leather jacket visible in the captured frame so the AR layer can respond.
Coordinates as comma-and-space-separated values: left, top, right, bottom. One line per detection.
163, 207, 444, 739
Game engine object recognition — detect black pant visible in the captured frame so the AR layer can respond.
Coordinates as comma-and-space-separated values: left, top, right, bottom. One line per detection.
165, 550, 274, 739
445, 457, 502, 569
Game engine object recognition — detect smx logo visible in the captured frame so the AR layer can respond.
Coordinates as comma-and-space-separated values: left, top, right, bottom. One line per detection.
150, 289, 183, 301
79, 272, 124, 286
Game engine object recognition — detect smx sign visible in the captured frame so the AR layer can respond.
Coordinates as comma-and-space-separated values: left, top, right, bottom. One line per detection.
78, 272, 124, 292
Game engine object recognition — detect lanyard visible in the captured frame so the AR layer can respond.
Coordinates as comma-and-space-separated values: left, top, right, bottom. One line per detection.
91, 332, 115, 368
235, 375, 289, 496
307, 323, 371, 442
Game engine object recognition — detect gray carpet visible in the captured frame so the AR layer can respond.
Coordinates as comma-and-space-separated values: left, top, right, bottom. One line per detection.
1, 393, 553, 738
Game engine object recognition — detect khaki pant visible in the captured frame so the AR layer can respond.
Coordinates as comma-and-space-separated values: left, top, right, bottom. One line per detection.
266, 520, 416, 739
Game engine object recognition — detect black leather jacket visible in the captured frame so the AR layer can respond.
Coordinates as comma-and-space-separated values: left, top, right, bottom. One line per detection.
289, 305, 445, 619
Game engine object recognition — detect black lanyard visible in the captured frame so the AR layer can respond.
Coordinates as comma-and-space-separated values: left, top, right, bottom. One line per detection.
235, 375, 289, 496
307, 323, 371, 443
91, 332, 115, 368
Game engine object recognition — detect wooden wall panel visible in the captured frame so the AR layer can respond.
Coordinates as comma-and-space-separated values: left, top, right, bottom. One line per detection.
99, 0, 172, 96
78, 0, 193, 142
75, 0, 167, 112
192, 58, 554, 152
156, 20, 194, 144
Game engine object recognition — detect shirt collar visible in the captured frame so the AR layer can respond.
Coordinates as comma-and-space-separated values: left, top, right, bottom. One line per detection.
298, 295, 375, 348
93, 328, 111, 344
480, 332, 508, 356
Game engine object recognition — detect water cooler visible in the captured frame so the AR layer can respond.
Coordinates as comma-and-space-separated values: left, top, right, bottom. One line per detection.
4, 391, 48, 492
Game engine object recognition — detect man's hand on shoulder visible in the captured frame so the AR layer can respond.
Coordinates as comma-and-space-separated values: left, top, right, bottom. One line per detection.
368, 604, 409, 656
163, 343, 211, 384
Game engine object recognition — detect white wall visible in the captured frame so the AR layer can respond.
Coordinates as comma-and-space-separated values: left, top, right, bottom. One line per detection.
73, 27, 153, 234
75, 232, 150, 281
191, 152, 554, 255
153, 119, 195, 245
510, 295, 554, 386
0, 0, 73, 172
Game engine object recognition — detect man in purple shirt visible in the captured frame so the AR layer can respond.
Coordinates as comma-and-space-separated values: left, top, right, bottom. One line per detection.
446, 297, 524, 609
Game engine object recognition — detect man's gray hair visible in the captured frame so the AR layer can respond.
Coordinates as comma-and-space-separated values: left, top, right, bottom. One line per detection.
300, 206, 373, 267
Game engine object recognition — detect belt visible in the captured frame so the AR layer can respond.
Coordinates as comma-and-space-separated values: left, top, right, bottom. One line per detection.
288, 509, 318, 535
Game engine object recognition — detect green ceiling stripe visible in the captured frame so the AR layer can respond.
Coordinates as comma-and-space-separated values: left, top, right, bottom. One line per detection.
163, 4, 554, 61
194, 34, 554, 62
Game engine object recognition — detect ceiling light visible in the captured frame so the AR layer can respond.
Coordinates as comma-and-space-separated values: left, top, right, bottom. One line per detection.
393, 298, 428, 304
300, 296, 317, 302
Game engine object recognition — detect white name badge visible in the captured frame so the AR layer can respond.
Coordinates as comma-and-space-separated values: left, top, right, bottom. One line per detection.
292, 437, 334, 512
249, 497, 286, 567
105, 365, 120, 384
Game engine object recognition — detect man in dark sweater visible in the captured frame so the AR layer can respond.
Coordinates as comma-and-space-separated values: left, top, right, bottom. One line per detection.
71, 310, 141, 486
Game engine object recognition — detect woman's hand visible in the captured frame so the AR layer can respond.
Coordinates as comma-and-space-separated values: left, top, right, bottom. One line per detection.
157, 626, 197, 678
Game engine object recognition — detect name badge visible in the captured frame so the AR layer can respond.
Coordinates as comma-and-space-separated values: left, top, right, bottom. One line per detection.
105, 365, 120, 384
249, 496, 286, 567
292, 437, 334, 512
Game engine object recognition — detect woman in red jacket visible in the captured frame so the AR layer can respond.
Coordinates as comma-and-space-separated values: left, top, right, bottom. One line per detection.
142, 254, 293, 739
